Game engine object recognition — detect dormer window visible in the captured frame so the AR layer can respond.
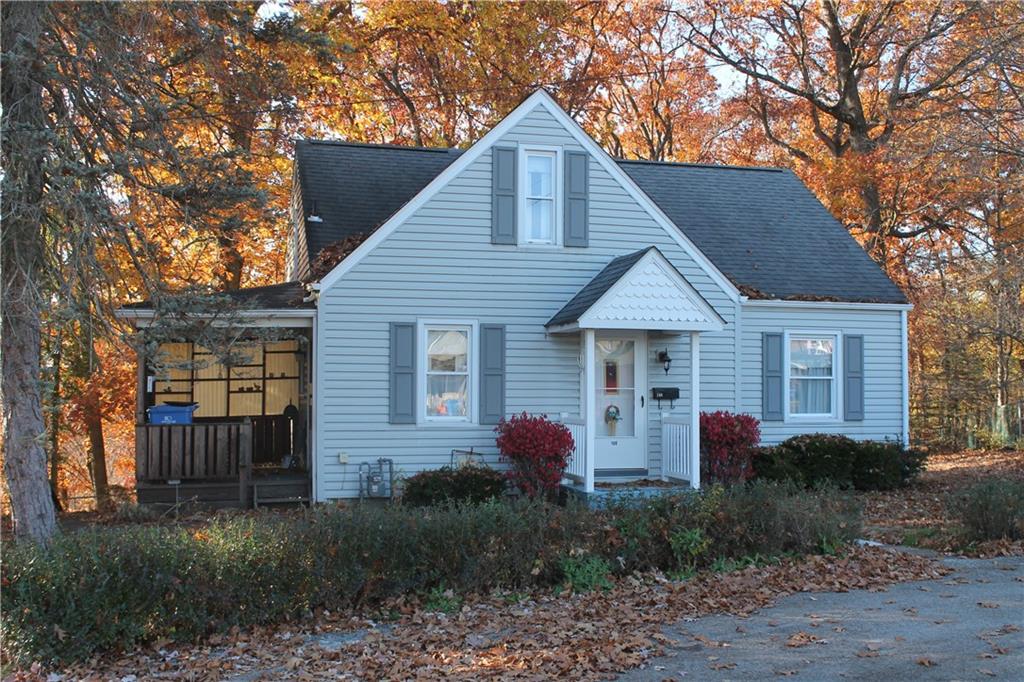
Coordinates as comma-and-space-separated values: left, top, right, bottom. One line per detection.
519, 147, 561, 245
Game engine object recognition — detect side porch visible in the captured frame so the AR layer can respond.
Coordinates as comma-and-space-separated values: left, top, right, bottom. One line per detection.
119, 286, 316, 509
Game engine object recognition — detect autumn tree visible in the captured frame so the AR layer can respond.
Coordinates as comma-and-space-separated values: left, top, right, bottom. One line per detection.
1, 2, 326, 539
676, 0, 1023, 259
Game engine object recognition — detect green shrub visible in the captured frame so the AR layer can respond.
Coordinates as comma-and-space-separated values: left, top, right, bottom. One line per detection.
948, 480, 1024, 542
754, 435, 925, 491
899, 447, 928, 486
559, 555, 613, 592
602, 481, 860, 573
423, 586, 462, 613
850, 441, 903, 491
401, 464, 506, 507
1, 485, 861, 665
752, 445, 804, 484
709, 480, 860, 558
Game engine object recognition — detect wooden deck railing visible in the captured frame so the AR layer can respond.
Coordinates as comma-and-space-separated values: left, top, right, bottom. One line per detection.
136, 420, 253, 504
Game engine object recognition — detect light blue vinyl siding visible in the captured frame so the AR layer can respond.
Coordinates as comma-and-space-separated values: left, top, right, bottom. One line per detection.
315, 106, 738, 498
740, 305, 905, 445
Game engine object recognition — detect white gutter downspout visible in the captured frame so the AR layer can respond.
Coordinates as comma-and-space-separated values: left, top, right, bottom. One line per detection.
900, 309, 910, 448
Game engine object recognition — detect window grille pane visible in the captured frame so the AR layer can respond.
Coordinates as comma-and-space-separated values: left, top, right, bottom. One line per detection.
427, 329, 467, 371
790, 378, 832, 414
527, 154, 553, 196
790, 338, 833, 377
528, 198, 553, 241
426, 375, 467, 417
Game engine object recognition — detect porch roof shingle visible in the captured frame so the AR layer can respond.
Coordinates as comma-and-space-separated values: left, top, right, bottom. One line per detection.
121, 281, 313, 311
545, 248, 653, 328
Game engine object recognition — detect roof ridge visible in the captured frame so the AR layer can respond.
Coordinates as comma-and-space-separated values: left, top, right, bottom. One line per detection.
297, 139, 462, 154
614, 158, 785, 173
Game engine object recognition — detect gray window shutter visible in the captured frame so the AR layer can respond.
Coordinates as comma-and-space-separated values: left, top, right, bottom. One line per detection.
844, 335, 865, 421
389, 322, 416, 424
563, 150, 589, 246
491, 147, 517, 244
479, 324, 506, 425
762, 332, 784, 421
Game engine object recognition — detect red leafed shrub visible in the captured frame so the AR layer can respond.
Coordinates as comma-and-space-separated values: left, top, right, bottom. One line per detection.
495, 412, 575, 499
700, 410, 761, 485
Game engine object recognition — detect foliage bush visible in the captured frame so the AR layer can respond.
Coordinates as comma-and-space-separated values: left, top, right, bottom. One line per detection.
495, 412, 574, 498
559, 554, 613, 592
948, 480, 1024, 542
699, 410, 761, 484
2, 484, 861, 665
603, 480, 860, 574
402, 464, 506, 507
850, 440, 904, 491
754, 434, 925, 491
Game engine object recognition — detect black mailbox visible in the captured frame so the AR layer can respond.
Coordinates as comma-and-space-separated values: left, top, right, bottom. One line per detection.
651, 387, 680, 408
651, 387, 680, 401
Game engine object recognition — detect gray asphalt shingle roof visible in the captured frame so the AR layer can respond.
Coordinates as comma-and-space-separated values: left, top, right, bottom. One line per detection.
293, 142, 907, 304
546, 247, 653, 327
295, 140, 463, 261
617, 160, 907, 303
123, 281, 313, 310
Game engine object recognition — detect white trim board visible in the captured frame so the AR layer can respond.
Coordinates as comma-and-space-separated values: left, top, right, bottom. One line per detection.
742, 299, 913, 311
120, 310, 315, 328
313, 90, 742, 303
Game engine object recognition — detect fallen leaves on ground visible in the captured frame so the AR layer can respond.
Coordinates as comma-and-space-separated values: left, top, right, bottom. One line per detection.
785, 631, 824, 648
17, 547, 949, 681
859, 449, 1024, 555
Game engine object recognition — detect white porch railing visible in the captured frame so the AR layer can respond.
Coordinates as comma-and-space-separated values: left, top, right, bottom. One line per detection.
560, 414, 587, 483
662, 414, 699, 488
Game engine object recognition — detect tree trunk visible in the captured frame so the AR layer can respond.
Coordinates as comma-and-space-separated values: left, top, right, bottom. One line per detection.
83, 385, 110, 511
216, 233, 244, 291
1, 1, 58, 544
47, 325, 64, 511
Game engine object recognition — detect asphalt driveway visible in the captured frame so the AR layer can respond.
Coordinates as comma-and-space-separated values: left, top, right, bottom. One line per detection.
618, 554, 1024, 680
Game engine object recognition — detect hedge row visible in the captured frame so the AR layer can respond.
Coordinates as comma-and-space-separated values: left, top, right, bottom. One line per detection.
755, 434, 927, 491
2, 482, 860, 665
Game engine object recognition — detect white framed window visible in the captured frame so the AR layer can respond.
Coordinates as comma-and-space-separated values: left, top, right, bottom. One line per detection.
785, 332, 839, 419
419, 321, 476, 423
519, 147, 561, 245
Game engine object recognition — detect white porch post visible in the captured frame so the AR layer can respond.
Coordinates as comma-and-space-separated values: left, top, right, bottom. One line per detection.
584, 328, 597, 493
690, 331, 701, 489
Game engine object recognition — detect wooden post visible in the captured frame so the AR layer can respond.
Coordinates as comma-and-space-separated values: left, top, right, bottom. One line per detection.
690, 331, 700, 490
238, 418, 252, 507
135, 340, 147, 425
135, 425, 147, 482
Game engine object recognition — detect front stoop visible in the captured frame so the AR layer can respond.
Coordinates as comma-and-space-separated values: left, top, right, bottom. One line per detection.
561, 481, 697, 508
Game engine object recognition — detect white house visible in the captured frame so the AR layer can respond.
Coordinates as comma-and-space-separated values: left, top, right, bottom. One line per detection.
121, 90, 911, 505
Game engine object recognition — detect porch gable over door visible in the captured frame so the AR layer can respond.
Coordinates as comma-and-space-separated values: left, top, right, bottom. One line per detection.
547, 247, 726, 333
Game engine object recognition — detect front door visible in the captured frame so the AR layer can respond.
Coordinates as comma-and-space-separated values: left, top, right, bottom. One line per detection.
594, 333, 646, 471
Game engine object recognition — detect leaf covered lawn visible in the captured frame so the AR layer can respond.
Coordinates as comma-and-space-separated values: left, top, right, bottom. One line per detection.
859, 449, 1024, 555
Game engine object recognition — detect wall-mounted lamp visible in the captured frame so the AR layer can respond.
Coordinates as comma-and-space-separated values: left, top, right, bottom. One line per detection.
307, 200, 323, 223
657, 349, 672, 374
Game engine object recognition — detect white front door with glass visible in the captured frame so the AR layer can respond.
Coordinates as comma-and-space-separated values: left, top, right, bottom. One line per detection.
594, 333, 647, 471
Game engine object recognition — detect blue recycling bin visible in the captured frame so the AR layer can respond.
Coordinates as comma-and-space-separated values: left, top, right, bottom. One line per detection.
147, 403, 198, 424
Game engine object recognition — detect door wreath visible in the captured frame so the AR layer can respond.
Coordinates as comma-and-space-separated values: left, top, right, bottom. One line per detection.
604, 404, 621, 436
